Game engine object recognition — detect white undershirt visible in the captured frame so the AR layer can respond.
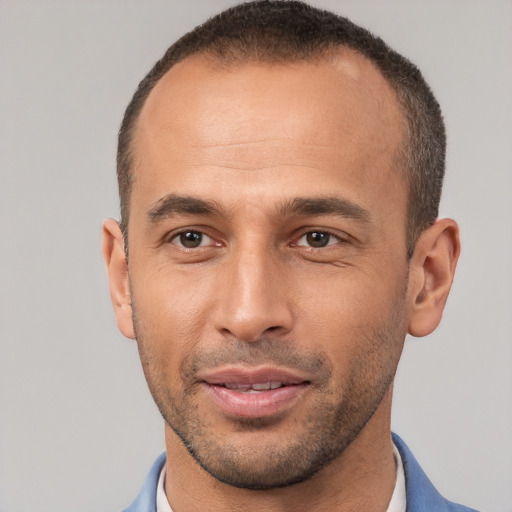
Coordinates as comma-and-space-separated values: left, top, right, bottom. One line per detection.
156, 444, 406, 512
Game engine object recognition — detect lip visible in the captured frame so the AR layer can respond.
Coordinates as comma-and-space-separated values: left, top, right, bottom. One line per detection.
198, 366, 311, 419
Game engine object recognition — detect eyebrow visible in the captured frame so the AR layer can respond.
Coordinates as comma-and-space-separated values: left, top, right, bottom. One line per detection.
147, 194, 223, 223
147, 193, 371, 224
279, 196, 371, 223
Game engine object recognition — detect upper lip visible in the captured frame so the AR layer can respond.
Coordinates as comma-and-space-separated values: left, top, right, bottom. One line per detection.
197, 365, 311, 386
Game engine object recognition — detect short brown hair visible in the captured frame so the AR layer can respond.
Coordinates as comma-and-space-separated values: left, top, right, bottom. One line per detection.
117, 0, 445, 257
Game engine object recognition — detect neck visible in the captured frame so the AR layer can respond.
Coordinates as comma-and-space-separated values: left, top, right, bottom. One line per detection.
164, 388, 396, 512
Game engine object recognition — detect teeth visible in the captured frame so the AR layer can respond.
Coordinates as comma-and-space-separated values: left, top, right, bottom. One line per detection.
252, 382, 271, 390
222, 382, 284, 391
224, 383, 250, 390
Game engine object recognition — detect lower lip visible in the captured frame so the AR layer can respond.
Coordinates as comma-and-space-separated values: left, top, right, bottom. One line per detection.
204, 383, 308, 418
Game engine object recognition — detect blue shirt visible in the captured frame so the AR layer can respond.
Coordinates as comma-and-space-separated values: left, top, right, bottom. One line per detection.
122, 433, 480, 512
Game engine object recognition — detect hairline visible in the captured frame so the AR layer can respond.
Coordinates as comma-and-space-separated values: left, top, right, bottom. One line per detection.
121, 47, 415, 253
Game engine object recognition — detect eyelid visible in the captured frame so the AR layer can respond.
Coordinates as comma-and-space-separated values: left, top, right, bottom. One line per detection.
161, 226, 352, 249
292, 228, 350, 248
165, 227, 221, 248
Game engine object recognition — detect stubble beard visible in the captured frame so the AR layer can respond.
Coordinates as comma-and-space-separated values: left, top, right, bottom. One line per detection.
132, 311, 405, 490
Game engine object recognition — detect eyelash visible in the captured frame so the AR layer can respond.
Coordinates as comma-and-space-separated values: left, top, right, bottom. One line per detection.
293, 229, 348, 249
167, 229, 219, 249
166, 228, 348, 250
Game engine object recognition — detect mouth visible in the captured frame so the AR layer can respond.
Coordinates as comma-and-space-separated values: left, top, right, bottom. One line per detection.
199, 367, 311, 418
219, 381, 297, 392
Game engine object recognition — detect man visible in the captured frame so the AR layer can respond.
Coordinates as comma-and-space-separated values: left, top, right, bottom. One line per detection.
102, 2, 479, 511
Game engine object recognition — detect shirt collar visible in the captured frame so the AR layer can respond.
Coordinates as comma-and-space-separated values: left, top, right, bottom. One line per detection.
156, 442, 407, 512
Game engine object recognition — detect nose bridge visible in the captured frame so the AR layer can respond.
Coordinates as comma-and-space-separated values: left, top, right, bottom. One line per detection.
214, 235, 293, 342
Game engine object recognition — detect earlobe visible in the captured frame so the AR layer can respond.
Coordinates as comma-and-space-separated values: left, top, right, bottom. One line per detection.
102, 219, 135, 340
407, 218, 460, 338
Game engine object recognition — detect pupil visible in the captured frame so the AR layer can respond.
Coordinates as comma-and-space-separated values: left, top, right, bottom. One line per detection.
307, 232, 329, 247
180, 232, 202, 248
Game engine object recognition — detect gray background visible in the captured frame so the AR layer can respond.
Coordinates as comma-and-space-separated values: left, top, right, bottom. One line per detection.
1, 1, 511, 511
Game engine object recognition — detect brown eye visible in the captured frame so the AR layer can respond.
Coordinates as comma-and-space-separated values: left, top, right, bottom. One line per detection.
296, 231, 338, 248
306, 232, 331, 247
172, 231, 210, 248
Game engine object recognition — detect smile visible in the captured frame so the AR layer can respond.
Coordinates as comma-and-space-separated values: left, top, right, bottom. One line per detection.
222, 381, 288, 392
199, 366, 311, 418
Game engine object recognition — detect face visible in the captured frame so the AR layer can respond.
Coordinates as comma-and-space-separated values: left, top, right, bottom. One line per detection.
125, 53, 411, 488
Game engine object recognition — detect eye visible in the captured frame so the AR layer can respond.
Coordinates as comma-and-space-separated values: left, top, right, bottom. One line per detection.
296, 231, 339, 248
171, 230, 216, 249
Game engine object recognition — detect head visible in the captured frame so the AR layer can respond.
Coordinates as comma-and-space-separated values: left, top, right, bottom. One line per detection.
117, 0, 446, 258
103, 0, 459, 492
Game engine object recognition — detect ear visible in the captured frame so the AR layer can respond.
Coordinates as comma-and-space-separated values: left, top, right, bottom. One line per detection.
101, 219, 135, 339
407, 218, 460, 337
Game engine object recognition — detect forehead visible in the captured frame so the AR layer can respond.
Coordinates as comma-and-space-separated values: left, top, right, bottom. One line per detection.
131, 51, 406, 221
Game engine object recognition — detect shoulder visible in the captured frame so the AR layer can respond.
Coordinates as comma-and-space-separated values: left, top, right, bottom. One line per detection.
392, 433, 481, 512
122, 441, 482, 512
121, 452, 166, 512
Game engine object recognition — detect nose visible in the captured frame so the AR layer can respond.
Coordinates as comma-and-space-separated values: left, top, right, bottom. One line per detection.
213, 244, 294, 343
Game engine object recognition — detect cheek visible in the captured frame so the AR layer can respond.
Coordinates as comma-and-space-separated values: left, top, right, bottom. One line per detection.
130, 267, 216, 361
295, 269, 407, 354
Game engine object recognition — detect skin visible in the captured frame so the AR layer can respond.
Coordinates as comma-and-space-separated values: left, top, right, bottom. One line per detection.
103, 51, 460, 512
